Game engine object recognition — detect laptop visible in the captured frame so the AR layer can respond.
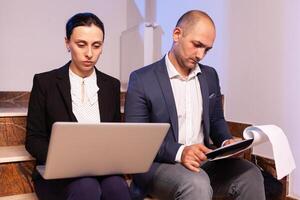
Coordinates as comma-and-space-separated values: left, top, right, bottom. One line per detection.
36, 122, 169, 179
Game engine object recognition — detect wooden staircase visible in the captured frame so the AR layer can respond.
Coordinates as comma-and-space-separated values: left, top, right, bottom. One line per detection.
0, 92, 37, 199
0, 92, 294, 200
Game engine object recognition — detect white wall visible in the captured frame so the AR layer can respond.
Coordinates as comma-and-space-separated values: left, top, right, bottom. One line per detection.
224, 0, 285, 156
225, 1, 300, 197
0, 0, 126, 91
120, 0, 163, 91
156, 0, 299, 197
282, 0, 300, 197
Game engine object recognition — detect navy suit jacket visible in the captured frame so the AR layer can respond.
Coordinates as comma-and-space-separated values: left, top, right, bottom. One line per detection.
26, 61, 120, 180
125, 57, 232, 196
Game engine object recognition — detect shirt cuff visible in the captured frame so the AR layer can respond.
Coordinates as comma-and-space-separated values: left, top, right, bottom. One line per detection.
175, 145, 185, 162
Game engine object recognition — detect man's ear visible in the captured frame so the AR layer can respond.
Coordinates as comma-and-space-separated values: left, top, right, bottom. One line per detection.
173, 27, 182, 42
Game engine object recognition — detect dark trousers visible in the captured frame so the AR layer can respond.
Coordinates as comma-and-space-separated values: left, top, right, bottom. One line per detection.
34, 175, 131, 200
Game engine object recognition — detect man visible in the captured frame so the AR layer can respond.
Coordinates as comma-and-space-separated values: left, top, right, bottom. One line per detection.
125, 10, 265, 200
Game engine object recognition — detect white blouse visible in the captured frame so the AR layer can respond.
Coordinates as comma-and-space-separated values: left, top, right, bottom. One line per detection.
69, 68, 101, 123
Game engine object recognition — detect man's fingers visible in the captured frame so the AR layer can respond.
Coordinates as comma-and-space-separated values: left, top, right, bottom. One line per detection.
189, 160, 201, 168
224, 138, 242, 146
197, 144, 211, 154
183, 161, 201, 172
182, 144, 211, 164
193, 150, 207, 161
182, 152, 200, 163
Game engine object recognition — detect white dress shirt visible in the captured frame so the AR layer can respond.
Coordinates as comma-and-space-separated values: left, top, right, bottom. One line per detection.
165, 55, 204, 162
69, 69, 101, 123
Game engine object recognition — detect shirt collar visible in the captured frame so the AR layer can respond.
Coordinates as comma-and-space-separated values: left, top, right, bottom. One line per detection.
165, 53, 201, 80
69, 68, 99, 105
69, 68, 97, 84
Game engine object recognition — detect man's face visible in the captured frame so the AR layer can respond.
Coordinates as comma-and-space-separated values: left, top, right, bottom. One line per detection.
172, 19, 216, 72
65, 24, 104, 77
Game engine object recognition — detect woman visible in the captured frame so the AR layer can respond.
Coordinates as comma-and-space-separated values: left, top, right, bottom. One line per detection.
25, 13, 131, 200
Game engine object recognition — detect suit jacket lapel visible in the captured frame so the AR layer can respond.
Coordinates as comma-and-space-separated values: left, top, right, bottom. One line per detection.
56, 62, 77, 122
96, 69, 110, 122
154, 58, 179, 141
197, 68, 210, 141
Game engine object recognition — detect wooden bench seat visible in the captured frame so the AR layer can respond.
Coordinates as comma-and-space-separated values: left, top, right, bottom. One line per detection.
0, 193, 38, 200
0, 146, 34, 163
0, 91, 289, 200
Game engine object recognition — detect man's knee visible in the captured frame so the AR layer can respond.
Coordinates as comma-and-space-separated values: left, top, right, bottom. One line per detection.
244, 162, 265, 192
230, 161, 265, 199
240, 161, 264, 188
176, 171, 213, 199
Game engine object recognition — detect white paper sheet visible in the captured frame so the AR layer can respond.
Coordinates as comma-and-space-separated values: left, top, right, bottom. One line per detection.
243, 125, 296, 180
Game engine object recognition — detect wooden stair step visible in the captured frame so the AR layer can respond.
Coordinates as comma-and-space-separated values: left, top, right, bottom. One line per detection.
0, 193, 37, 200
0, 107, 27, 117
0, 161, 35, 196
0, 146, 34, 163
0, 116, 27, 146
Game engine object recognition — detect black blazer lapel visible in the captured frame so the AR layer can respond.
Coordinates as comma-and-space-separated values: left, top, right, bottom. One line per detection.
56, 62, 77, 122
96, 69, 111, 122
197, 68, 210, 143
154, 59, 179, 141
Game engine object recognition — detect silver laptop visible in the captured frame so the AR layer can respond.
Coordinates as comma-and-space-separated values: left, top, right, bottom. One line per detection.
36, 122, 169, 179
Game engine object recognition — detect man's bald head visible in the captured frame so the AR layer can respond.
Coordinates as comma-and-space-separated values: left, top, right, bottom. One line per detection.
169, 10, 216, 76
175, 10, 215, 35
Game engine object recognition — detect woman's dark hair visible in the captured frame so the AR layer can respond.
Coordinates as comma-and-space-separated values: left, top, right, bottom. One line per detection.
66, 12, 105, 40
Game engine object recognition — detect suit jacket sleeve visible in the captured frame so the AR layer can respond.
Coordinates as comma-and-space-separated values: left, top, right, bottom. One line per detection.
25, 74, 49, 164
125, 71, 180, 163
208, 68, 232, 147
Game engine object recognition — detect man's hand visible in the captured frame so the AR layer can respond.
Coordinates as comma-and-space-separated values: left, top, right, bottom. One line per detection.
181, 144, 212, 172
223, 138, 244, 158
223, 138, 242, 146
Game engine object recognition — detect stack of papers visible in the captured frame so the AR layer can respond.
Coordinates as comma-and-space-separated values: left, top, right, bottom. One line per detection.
206, 125, 296, 179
